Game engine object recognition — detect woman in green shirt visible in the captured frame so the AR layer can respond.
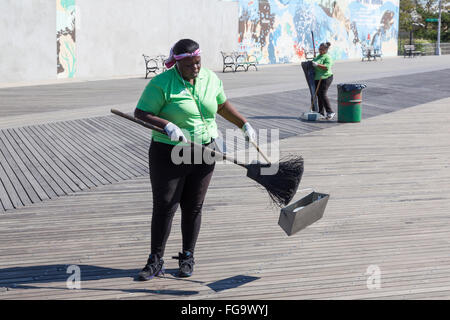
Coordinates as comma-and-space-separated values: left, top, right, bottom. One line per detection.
134, 39, 256, 280
312, 42, 335, 120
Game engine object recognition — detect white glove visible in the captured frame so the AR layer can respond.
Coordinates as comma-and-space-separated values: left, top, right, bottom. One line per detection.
312, 61, 319, 67
241, 122, 257, 142
164, 122, 187, 142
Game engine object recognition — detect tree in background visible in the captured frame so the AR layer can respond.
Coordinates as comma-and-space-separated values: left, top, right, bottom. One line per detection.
400, 0, 449, 41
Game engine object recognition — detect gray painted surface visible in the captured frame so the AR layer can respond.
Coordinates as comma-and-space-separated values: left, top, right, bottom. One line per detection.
75, 0, 238, 78
1, 56, 450, 119
0, 0, 56, 83
0, 0, 238, 83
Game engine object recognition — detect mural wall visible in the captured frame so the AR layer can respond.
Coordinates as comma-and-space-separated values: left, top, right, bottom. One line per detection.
238, 0, 399, 63
56, 0, 76, 78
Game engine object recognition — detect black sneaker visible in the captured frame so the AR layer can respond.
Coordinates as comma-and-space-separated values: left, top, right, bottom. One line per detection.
172, 251, 195, 277
137, 254, 165, 281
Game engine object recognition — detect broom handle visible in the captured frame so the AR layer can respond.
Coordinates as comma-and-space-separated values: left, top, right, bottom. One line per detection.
249, 139, 271, 164
310, 77, 322, 112
110, 109, 248, 168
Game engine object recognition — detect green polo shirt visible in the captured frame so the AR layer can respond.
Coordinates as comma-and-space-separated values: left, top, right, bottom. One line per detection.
136, 67, 227, 145
313, 53, 333, 80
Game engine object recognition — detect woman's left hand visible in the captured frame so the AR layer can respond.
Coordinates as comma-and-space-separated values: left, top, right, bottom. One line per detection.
242, 122, 257, 142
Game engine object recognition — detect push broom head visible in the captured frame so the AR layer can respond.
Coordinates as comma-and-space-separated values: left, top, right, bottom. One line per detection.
246, 155, 304, 207
300, 111, 322, 121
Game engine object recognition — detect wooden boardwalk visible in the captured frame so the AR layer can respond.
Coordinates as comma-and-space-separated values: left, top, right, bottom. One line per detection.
0, 97, 449, 299
1, 69, 449, 212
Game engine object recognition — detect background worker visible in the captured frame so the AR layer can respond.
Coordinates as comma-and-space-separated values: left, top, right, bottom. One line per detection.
134, 39, 256, 280
312, 42, 335, 120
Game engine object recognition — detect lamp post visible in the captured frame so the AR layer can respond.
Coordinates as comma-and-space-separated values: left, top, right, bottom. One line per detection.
436, 0, 442, 55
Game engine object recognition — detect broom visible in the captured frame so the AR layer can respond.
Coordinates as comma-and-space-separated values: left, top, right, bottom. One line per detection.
300, 77, 322, 121
110, 109, 304, 207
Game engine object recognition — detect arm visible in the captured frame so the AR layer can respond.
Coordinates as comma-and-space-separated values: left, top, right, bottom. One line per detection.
312, 61, 328, 71
134, 108, 187, 142
312, 55, 331, 71
217, 100, 256, 141
134, 108, 169, 129
217, 100, 247, 128
317, 55, 332, 71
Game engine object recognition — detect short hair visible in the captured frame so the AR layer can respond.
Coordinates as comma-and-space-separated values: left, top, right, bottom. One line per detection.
173, 39, 200, 55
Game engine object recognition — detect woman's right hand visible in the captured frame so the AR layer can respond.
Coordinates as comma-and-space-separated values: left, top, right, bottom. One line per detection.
164, 122, 188, 142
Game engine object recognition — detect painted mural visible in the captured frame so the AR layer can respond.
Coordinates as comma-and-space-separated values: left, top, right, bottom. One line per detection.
238, 0, 399, 63
57, 0, 76, 78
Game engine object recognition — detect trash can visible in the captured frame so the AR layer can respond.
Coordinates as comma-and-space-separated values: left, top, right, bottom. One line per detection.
337, 83, 367, 123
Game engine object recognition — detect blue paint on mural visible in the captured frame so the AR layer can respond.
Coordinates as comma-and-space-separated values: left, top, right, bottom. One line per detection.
238, 0, 399, 64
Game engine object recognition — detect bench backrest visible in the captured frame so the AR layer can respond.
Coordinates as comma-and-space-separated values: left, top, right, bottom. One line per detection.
142, 54, 159, 68
404, 44, 415, 50
221, 51, 234, 58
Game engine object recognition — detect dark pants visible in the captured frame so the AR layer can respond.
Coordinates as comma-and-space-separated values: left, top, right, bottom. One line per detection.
149, 140, 216, 258
315, 75, 334, 115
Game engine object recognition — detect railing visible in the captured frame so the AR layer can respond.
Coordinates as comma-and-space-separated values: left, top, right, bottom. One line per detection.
398, 42, 450, 56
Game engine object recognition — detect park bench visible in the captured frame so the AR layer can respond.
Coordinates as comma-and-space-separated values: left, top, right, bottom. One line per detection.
372, 48, 382, 60
361, 45, 382, 61
143, 54, 159, 78
143, 54, 168, 78
220, 51, 258, 72
403, 44, 422, 58
220, 51, 236, 72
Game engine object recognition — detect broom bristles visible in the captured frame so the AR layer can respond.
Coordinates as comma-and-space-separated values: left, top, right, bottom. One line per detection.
246, 155, 304, 207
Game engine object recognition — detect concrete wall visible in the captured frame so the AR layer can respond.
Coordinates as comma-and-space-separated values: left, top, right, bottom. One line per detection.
76, 0, 239, 78
0, 0, 239, 83
0, 0, 56, 83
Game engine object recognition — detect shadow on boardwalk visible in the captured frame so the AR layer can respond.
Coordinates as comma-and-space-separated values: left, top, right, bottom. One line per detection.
0, 264, 260, 296
0, 264, 200, 296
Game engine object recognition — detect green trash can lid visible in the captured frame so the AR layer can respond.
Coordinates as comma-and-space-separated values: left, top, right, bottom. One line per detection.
337, 83, 367, 91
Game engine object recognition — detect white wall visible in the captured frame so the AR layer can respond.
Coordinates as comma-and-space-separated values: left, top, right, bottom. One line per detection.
0, 0, 56, 83
76, 0, 239, 78
0, 0, 238, 83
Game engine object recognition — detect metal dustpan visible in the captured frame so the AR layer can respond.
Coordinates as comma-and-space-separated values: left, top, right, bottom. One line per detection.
278, 191, 329, 236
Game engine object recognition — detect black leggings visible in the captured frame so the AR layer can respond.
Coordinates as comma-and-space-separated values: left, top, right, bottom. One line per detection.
315, 75, 334, 115
149, 140, 215, 258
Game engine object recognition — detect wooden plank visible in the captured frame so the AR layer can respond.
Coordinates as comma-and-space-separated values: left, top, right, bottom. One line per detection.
0, 72, 449, 299
10, 127, 79, 195
0, 165, 15, 211
0, 135, 26, 209
69, 119, 144, 177
48, 121, 124, 182
6, 128, 69, 196
83, 117, 149, 166
35, 123, 111, 185
27, 124, 101, 188
59, 119, 138, 180
0, 130, 47, 203
0, 133, 34, 205
20, 126, 90, 191
101, 116, 153, 149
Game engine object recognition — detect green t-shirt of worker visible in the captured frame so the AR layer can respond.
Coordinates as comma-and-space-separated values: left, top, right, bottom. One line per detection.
136, 67, 227, 145
313, 53, 333, 80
